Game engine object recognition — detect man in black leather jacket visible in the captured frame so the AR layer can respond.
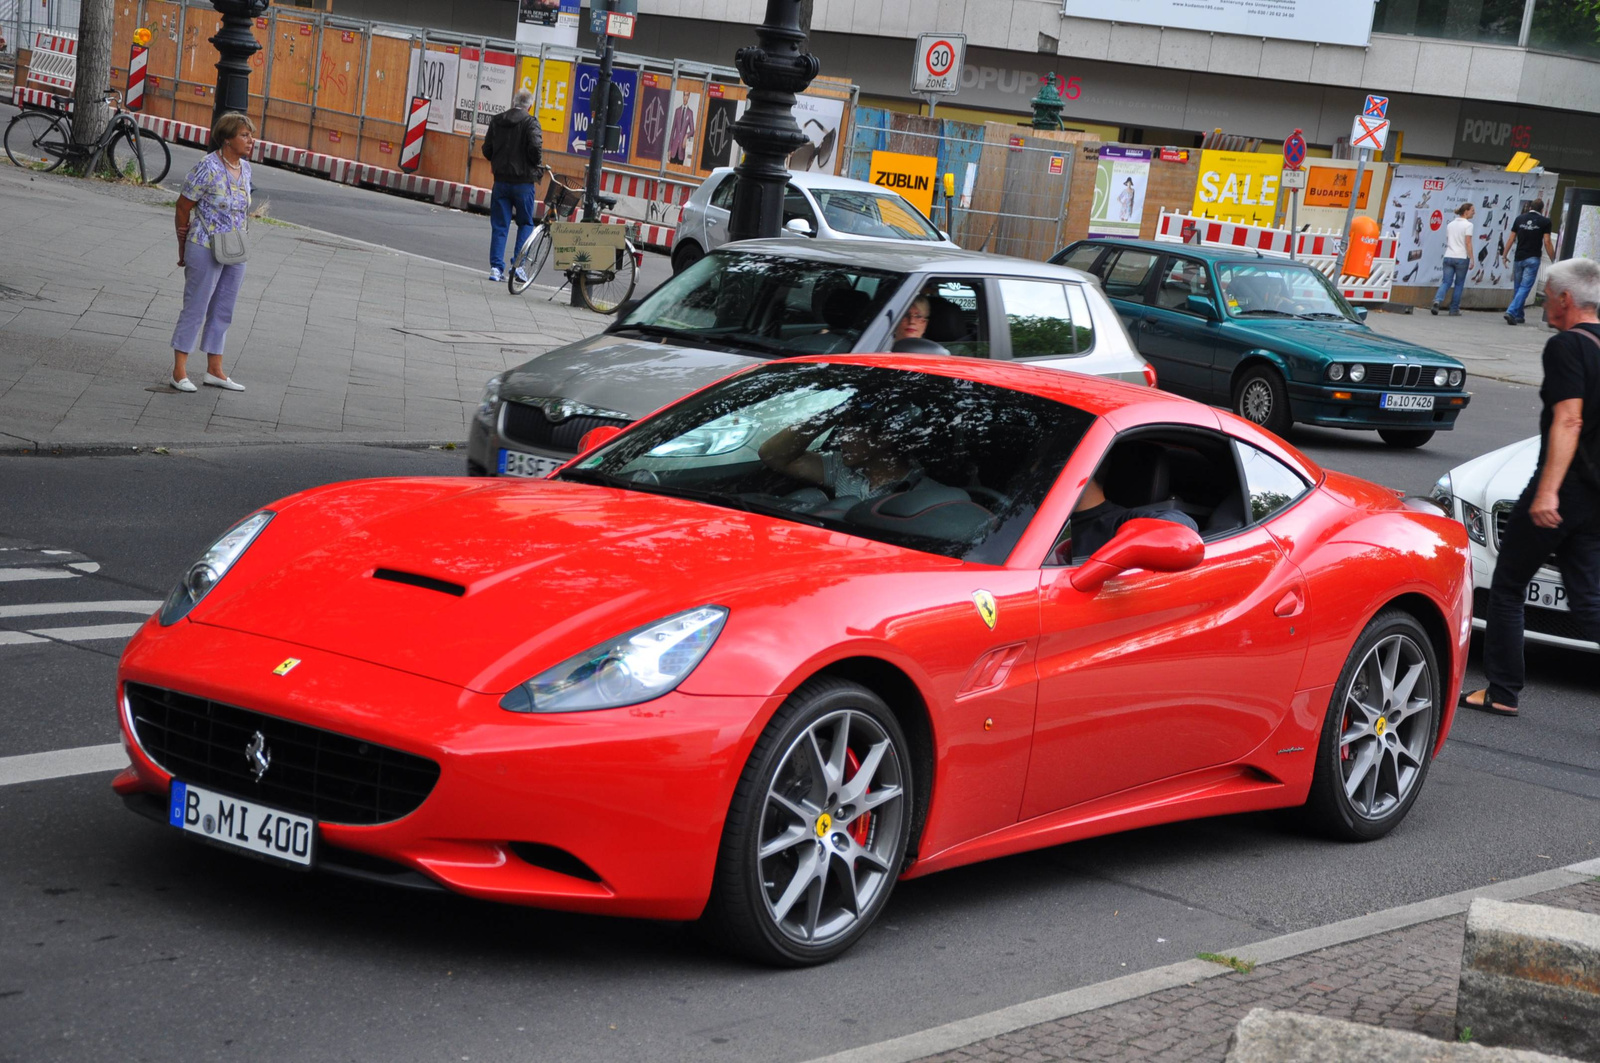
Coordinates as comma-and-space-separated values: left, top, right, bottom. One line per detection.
482, 90, 544, 283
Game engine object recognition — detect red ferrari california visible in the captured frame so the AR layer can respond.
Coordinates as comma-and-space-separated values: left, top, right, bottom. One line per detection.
114, 355, 1471, 965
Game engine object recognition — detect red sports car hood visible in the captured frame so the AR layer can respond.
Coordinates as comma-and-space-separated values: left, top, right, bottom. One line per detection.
194, 479, 952, 692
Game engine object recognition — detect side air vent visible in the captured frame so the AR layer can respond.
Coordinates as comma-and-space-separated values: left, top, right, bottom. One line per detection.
372, 568, 466, 597
509, 842, 604, 883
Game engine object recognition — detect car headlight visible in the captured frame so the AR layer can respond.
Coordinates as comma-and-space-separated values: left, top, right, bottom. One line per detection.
648, 414, 756, 457
1449, 369, 1464, 387
159, 511, 274, 626
477, 374, 504, 421
1461, 500, 1487, 546
1433, 368, 1449, 387
1327, 364, 1345, 381
500, 606, 728, 713
1348, 363, 1366, 383
1430, 472, 1453, 510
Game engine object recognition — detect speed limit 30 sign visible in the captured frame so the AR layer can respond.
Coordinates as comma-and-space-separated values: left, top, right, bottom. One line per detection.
912, 33, 966, 95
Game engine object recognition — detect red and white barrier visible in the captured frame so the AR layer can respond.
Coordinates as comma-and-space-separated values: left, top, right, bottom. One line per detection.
399, 96, 428, 173
126, 45, 148, 111
1155, 209, 1398, 304
27, 29, 77, 93
595, 168, 695, 250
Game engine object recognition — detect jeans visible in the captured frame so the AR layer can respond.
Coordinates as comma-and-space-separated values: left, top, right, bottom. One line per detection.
1506, 257, 1540, 321
1483, 475, 1600, 707
1433, 257, 1468, 312
489, 182, 539, 272
171, 241, 246, 355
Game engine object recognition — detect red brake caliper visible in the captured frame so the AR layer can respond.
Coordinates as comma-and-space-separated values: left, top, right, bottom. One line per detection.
844, 748, 871, 845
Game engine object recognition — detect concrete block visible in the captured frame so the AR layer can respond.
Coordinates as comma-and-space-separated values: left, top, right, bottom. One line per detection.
1226, 1008, 1578, 1062
1457, 899, 1600, 1062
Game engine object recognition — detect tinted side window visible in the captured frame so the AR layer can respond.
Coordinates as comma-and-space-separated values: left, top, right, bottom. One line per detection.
709, 175, 738, 210
1154, 257, 1213, 313
1102, 250, 1159, 303
1059, 244, 1103, 272
1234, 440, 1310, 522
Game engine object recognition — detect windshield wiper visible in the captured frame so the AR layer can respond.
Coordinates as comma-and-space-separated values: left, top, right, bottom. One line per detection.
1233, 308, 1297, 318
1296, 311, 1350, 320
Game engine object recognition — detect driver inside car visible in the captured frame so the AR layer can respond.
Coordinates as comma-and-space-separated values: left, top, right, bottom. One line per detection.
1065, 475, 1199, 561
758, 397, 925, 505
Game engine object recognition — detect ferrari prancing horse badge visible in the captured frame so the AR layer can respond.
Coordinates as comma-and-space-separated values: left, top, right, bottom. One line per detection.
273, 658, 301, 676
972, 590, 998, 630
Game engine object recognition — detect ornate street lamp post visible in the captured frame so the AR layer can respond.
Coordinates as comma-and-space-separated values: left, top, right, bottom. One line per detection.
209, 0, 269, 131
726, 0, 819, 242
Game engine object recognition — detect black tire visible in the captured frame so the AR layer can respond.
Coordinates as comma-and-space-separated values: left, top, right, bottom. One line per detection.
4, 111, 69, 171
1233, 365, 1292, 437
1304, 610, 1441, 841
703, 678, 913, 966
576, 241, 638, 314
1377, 429, 1435, 449
508, 225, 552, 295
670, 239, 704, 275
105, 128, 147, 183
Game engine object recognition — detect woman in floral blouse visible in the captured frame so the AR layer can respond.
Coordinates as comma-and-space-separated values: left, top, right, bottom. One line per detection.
170, 112, 255, 392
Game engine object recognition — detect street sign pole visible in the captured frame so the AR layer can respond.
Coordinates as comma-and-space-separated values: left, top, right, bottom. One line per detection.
1340, 97, 1389, 260
927, 94, 937, 119
1282, 129, 1307, 259
1339, 147, 1368, 257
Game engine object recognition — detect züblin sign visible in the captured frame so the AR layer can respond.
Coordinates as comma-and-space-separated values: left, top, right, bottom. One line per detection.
869, 150, 938, 215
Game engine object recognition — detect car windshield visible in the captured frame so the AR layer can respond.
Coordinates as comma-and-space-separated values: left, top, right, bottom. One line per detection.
612, 251, 904, 357
1216, 262, 1356, 321
813, 189, 943, 241
558, 362, 1094, 563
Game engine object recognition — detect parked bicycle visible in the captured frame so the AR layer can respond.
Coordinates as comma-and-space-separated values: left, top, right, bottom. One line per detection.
4, 89, 172, 184
507, 166, 640, 314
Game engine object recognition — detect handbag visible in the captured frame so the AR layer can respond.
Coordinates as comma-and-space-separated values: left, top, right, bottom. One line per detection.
211, 225, 249, 266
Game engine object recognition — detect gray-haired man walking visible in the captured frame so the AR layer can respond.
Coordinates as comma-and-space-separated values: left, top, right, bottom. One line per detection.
482, 89, 544, 283
1463, 258, 1600, 716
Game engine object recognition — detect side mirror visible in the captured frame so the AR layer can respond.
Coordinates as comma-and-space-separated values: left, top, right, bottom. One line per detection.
1186, 294, 1219, 320
578, 425, 625, 453
1069, 518, 1205, 594
1355, 306, 1369, 323
784, 217, 815, 237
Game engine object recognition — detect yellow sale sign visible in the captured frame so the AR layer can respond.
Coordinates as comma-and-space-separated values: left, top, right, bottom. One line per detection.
1192, 150, 1281, 225
517, 57, 572, 137
868, 150, 939, 217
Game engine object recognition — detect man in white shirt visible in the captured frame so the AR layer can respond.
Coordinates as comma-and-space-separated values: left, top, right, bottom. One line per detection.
1432, 202, 1476, 316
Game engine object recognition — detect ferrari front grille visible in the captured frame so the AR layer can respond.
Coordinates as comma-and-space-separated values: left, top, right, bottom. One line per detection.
126, 683, 440, 825
501, 402, 629, 455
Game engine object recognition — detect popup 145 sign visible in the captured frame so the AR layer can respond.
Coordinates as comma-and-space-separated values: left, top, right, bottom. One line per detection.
1191, 150, 1281, 226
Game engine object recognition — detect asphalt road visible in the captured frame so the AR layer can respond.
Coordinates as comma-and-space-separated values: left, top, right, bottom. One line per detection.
2, 377, 1596, 1063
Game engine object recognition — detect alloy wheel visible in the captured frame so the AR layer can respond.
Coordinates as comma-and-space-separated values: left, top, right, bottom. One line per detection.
757, 708, 906, 948
1240, 379, 1274, 424
1337, 633, 1434, 820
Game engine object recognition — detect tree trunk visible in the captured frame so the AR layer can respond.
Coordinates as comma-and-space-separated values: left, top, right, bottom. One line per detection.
71, 0, 114, 147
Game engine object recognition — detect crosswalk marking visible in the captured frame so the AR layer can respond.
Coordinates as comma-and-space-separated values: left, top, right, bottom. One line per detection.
0, 567, 81, 582
0, 601, 161, 646
0, 600, 162, 619
0, 622, 147, 645
0, 743, 129, 786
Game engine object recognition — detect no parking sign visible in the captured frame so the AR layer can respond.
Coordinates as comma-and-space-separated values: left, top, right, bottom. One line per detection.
912, 33, 965, 95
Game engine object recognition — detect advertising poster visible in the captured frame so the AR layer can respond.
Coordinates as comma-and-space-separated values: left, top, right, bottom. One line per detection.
1302, 166, 1375, 210
790, 93, 846, 174
568, 64, 638, 162
1191, 150, 1279, 226
406, 47, 460, 135
663, 86, 702, 169
454, 49, 517, 136
1382, 166, 1557, 289
518, 58, 572, 138
634, 74, 671, 164
516, 0, 579, 47
699, 86, 743, 173
1060, 0, 1374, 48
1089, 146, 1151, 239
868, 151, 938, 216
1575, 205, 1600, 263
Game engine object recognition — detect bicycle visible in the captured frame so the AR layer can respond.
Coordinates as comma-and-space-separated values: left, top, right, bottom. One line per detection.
4, 88, 171, 185
507, 166, 640, 314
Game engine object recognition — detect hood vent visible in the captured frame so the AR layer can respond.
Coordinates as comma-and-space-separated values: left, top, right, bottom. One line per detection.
371, 568, 466, 597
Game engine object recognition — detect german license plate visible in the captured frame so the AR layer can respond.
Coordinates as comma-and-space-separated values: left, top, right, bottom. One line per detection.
1527, 577, 1569, 612
168, 780, 315, 867
1380, 393, 1435, 411
498, 449, 561, 478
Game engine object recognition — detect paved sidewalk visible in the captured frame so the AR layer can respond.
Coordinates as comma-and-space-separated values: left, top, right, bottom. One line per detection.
810, 860, 1600, 1063
0, 162, 607, 448
1366, 305, 1554, 389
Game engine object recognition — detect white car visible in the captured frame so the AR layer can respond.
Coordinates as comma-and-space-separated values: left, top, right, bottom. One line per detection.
1432, 438, 1597, 652
672, 168, 958, 273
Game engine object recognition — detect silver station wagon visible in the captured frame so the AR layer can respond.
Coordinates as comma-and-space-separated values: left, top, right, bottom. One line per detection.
468, 240, 1155, 479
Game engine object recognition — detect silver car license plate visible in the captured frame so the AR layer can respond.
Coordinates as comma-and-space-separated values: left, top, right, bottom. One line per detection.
169, 780, 315, 867
1527, 577, 1569, 612
1380, 393, 1435, 411
498, 449, 561, 478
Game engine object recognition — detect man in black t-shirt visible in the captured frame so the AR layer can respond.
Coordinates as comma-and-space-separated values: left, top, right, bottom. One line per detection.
1465, 259, 1600, 716
1502, 199, 1556, 325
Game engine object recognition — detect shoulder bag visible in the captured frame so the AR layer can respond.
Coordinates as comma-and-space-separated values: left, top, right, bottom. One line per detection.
211, 225, 249, 265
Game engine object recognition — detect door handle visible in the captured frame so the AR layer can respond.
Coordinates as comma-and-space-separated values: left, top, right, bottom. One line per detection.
1273, 586, 1305, 618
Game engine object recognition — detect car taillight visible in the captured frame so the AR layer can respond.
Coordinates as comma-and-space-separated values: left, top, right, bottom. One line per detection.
1142, 363, 1158, 388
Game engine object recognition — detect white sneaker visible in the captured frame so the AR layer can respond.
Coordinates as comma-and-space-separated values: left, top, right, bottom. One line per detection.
513, 266, 529, 284
488, 267, 504, 282
203, 372, 245, 392
171, 376, 197, 393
